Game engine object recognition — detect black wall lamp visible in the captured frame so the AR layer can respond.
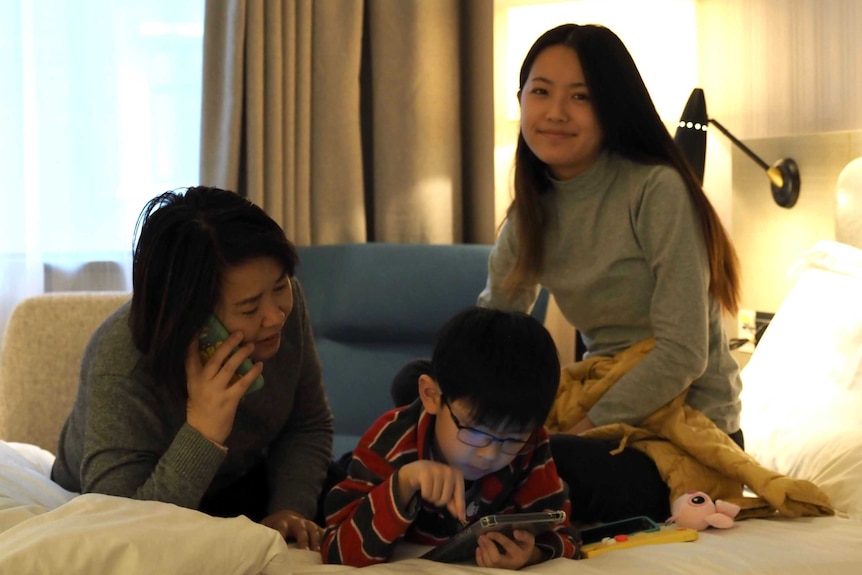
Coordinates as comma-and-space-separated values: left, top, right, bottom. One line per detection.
674, 88, 800, 208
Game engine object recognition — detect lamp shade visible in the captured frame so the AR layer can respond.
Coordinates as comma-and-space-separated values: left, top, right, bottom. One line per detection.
674, 87, 708, 182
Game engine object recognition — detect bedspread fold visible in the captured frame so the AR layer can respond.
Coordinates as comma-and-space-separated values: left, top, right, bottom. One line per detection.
545, 339, 834, 520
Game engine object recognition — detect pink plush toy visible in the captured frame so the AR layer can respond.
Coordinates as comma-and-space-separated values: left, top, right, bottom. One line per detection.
668, 490, 741, 530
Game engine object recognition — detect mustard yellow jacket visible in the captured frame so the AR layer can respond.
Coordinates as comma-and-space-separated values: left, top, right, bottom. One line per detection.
545, 339, 833, 519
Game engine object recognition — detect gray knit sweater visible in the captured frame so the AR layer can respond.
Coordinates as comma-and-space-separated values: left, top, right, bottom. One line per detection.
478, 151, 741, 434
52, 279, 334, 519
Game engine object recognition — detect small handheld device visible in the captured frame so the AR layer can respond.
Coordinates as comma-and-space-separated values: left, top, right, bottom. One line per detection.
198, 314, 264, 395
420, 510, 567, 563
579, 515, 660, 545
580, 526, 698, 558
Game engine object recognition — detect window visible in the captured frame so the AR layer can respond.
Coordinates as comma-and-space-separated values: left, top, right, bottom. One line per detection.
0, 0, 204, 264
0, 0, 204, 340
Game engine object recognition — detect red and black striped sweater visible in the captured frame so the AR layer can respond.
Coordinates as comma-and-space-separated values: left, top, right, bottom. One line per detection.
321, 400, 579, 566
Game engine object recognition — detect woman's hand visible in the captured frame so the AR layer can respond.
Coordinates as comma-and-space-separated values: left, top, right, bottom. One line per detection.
262, 509, 324, 550
184, 331, 263, 445
475, 529, 539, 569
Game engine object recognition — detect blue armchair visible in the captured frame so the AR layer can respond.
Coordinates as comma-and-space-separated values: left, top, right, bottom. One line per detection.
294, 243, 548, 458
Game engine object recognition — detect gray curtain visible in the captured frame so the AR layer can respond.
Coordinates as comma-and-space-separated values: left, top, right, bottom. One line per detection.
199, 0, 495, 246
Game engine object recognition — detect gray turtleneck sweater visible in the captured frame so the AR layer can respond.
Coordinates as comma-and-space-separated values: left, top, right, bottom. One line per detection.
52, 279, 334, 519
478, 151, 741, 434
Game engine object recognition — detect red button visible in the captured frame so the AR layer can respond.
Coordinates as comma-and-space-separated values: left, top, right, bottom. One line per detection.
614, 535, 629, 542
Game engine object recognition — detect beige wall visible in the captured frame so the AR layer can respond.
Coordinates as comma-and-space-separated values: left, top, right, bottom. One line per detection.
698, 0, 862, 332
696, 0, 862, 140
732, 131, 862, 315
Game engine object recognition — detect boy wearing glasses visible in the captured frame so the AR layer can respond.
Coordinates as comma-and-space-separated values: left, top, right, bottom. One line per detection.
321, 307, 578, 568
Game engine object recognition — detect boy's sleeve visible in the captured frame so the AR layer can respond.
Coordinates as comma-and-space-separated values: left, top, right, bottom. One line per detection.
512, 434, 581, 560
320, 441, 420, 566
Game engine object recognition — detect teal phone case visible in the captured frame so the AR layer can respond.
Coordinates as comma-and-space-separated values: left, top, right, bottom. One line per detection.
198, 315, 265, 395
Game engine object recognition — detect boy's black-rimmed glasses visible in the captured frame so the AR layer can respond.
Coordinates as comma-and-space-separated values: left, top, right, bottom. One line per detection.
440, 396, 535, 456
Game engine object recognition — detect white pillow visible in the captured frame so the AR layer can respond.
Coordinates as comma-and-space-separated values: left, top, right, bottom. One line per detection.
0, 441, 77, 536
0, 441, 289, 573
0, 493, 289, 575
741, 240, 862, 518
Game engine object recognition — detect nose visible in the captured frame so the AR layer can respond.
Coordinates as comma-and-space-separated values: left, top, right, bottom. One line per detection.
546, 95, 568, 122
262, 301, 287, 327
474, 441, 503, 460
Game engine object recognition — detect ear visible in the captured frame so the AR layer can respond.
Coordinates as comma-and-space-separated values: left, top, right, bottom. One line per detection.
715, 499, 741, 519
516, 89, 522, 105
418, 374, 442, 415
705, 514, 735, 529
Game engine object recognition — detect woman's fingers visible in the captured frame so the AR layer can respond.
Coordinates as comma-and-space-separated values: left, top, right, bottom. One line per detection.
227, 360, 264, 397
262, 510, 324, 550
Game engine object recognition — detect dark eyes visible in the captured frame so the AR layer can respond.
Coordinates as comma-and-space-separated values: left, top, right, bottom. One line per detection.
527, 88, 589, 101
241, 282, 288, 316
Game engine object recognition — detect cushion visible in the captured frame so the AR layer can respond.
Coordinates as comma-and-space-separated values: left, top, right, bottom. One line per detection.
740, 240, 862, 519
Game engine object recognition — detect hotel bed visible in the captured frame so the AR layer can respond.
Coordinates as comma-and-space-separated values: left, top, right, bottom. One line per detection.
2, 238, 861, 574
3, 148, 862, 574
1, 439, 861, 575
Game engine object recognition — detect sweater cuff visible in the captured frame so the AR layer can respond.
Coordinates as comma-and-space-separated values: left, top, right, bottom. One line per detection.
165, 423, 227, 482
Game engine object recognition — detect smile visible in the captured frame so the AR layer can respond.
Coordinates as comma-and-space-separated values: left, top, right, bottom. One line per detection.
258, 333, 280, 345
539, 129, 574, 137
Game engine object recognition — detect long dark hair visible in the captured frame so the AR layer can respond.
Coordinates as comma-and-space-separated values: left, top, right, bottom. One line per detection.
129, 186, 298, 393
508, 24, 739, 315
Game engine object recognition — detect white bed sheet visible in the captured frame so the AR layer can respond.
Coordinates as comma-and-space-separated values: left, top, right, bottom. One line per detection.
2, 441, 861, 575
268, 515, 862, 575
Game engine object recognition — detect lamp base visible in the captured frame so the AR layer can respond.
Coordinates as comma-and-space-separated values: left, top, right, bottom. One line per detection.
771, 158, 800, 208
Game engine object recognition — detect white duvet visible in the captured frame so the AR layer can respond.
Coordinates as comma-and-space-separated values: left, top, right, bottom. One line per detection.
2, 440, 861, 575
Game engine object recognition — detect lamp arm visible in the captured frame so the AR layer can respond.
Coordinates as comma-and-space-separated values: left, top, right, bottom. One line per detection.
675, 87, 799, 208
707, 118, 770, 171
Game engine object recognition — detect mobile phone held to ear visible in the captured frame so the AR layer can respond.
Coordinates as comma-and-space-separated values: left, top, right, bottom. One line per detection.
420, 510, 567, 563
198, 314, 264, 395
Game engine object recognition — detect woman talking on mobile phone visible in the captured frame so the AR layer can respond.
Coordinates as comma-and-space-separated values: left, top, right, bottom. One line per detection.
51, 186, 334, 550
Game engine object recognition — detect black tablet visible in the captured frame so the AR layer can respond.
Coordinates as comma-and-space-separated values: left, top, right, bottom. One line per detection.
420, 510, 567, 563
